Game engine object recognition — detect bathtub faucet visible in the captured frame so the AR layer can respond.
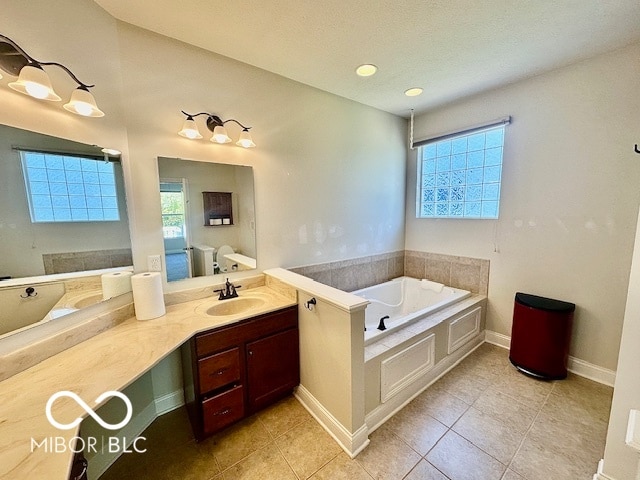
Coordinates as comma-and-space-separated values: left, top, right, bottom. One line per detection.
377, 316, 389, 331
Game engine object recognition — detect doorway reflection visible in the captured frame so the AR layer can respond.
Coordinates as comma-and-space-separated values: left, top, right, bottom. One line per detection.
160, 179, 191, 281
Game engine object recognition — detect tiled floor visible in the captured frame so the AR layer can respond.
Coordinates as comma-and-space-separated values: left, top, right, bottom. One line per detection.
100, 344, 613, 480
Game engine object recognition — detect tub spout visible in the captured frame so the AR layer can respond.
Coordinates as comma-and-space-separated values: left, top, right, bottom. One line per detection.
377, 316, 389, 331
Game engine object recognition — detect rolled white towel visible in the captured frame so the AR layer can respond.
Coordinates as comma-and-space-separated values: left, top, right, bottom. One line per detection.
421, 279, 444, 293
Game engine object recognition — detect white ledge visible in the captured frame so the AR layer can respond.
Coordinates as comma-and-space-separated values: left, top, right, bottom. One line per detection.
264, 268, 369, 313
224, 253, 257, 269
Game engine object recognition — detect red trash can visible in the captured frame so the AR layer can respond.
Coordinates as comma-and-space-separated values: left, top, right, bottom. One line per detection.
509, 292, 575, 380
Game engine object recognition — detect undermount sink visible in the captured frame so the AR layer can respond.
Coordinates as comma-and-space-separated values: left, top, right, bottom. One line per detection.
203, 297, 266, 316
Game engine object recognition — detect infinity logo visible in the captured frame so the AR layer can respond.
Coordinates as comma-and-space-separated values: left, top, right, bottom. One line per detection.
45, 391, 133, 431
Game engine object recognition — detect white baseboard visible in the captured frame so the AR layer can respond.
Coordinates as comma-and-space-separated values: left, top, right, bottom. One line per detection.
484, 330, 511, 349
155, 389, 185, 415
294, 385, 370, 458
593, 458, 619, 480
484, 330, 616, 387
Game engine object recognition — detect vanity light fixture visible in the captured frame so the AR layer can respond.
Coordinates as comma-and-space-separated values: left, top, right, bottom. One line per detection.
0, 33, 104, 117
178, 111, 256, 148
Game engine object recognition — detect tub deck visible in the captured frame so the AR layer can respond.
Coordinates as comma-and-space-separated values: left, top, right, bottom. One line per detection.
364, 293, 487, 432
365, 293, 486, 362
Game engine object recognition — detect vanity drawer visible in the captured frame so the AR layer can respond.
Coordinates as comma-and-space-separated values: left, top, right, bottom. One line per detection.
198, 347, 241, 393
202, 385, 244, 434
195, 306, 298, 357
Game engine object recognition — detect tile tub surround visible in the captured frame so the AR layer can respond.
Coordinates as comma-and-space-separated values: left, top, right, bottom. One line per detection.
0, 283, 297, 480
289, 250, 488, 295
100, 344, 612, 480
43, 248, 133, 275
289, 251, 405, 292
404, 251, 490, 295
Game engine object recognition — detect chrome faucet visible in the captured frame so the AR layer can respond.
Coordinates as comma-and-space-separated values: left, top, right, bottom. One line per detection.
214, 278, 241, 300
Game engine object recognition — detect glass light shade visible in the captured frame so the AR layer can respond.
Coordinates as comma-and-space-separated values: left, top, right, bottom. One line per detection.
211, 125, 231, 144
178, 118, 202, 139
9, 65, 61, 101
236, 130, 256, 148
63, 87, 105, 117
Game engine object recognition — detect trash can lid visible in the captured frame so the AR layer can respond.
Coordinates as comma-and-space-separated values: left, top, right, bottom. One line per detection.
515, 292, 575, 313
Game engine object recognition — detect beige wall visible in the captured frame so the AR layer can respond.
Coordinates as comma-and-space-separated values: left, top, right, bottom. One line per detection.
405, 43, 640, 370
1, 0, 406, 289
115, 22, 406, 291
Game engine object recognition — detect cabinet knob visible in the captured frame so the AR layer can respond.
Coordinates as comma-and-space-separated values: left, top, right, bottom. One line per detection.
248, 350, 253, 356
215, 408, 231, 416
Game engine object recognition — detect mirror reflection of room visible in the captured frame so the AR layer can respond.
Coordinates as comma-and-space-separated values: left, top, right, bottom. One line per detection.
157, 157, 256, 282
0, 124, 133, 336
0, 125, 132, 280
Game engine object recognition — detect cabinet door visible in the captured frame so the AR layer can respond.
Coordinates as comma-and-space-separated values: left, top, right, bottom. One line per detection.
246, 328, 300, 411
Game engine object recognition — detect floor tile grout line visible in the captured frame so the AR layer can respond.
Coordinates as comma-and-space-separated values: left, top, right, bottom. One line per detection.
269, 417, 312, 480
435, 355, 541, 478
209, 415, 273, 474
102, 345, 608, 480
303, 450, 343, 480
503, 383, 555, 479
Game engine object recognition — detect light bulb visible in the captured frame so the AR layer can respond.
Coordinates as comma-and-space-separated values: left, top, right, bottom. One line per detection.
25, 82, 52, 99
211, 126, 231, 144
236, 130, 256, 148
178, 117, 202, 139
9, 65, 61, 101
63, 87, 104, 117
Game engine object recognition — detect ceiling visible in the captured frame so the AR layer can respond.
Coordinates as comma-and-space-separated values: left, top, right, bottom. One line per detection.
94, 0, 640, 117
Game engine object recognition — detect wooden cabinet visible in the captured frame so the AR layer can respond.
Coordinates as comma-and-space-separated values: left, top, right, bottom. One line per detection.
247, 328, 300, 411
182, 306, 299, 440
202, 191, 233, 226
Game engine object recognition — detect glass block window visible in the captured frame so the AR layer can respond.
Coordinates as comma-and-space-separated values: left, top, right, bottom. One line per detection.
20, 151, 120, 223
417, 125, 505, 219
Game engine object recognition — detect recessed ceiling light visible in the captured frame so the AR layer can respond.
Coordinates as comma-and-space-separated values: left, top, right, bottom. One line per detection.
356, 64, 377, 77
405, 87, 423, 97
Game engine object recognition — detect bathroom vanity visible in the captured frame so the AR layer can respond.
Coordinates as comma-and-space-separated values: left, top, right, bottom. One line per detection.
0, 277, 298, 480
181, 305, 299, 439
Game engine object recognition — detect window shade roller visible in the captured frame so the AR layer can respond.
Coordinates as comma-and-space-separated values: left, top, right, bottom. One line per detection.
413, 116, 511, 148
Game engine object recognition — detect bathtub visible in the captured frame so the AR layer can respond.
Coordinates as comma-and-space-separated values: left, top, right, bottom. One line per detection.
354, 277, 471, 345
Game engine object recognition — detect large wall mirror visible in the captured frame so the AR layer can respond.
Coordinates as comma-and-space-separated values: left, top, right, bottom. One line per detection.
157, 157, 256, 282
0, 124, 132, 337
